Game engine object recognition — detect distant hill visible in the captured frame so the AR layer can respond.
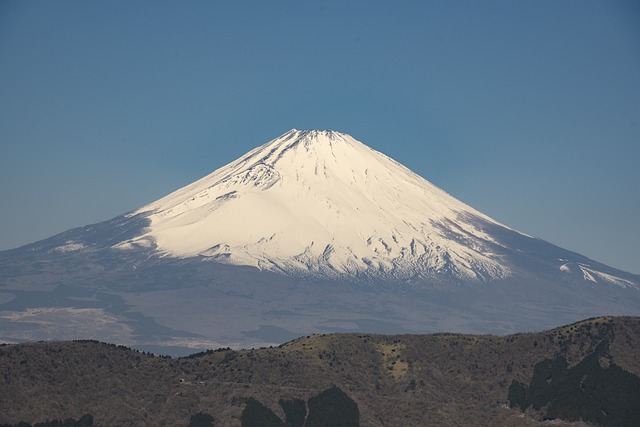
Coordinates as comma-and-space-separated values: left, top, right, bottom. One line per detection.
1, 316, 639, 426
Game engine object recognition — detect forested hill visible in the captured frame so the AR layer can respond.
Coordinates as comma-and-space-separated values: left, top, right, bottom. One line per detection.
1, 316, 640, 426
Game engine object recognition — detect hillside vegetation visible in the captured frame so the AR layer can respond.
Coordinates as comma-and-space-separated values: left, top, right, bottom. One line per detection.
1, 316, 639, 426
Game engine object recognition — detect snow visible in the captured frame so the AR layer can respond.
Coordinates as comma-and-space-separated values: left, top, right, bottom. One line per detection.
52, 241, 86, 253
579, 264, 637, 289
581, 267, 597, 283
559, 260, 637, 289
119, 129, 521, 280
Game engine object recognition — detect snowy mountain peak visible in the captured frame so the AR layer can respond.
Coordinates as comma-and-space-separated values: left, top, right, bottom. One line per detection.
117, 129, 517, 282
236, 129, 373, 171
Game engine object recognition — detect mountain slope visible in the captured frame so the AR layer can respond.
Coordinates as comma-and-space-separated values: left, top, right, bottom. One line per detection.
0, 129, 639, 352
116, 129, 514, 281
108, 129, 636, 288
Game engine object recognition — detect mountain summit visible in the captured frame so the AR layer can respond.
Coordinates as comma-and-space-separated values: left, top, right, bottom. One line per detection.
119, 129, 511, 280
1, 129, 639, 352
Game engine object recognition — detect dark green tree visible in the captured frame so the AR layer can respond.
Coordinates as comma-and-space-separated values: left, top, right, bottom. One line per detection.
306, 386, 359, 427
279, 398, 306, 427
241, 398, 285, 427
187, 412, 214, 427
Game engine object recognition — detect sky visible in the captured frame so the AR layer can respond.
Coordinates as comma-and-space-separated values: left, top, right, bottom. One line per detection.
0, 1, 639, 274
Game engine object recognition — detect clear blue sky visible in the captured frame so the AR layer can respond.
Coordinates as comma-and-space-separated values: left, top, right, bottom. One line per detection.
1, 1, 639, 274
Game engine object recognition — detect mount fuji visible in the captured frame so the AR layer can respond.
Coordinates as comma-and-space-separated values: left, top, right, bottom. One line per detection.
120, 129, 510, 282
1, 129, 639, 354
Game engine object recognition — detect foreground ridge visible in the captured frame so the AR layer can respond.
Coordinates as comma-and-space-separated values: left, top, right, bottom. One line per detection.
2, 316, 639, 426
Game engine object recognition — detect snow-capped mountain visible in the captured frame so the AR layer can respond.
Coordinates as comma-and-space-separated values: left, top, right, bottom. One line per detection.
117, 129, 512, 281
113, 129, 635, 288
1, 129, 639, 354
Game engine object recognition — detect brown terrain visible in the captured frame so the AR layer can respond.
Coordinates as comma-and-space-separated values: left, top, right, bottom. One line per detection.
1, 316, 639, 426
